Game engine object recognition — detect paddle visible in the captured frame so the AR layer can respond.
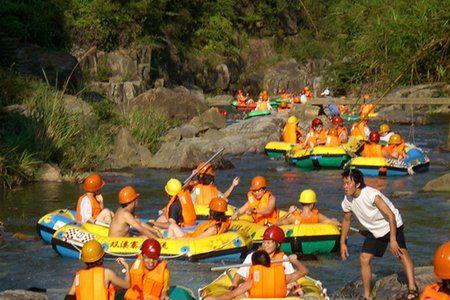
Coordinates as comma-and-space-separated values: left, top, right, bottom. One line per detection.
182, 147, 225, 188
210, 258, 290, 271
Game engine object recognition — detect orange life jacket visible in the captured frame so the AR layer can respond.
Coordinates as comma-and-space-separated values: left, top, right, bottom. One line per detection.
281, 92, 288, 99
305, 91, 312, 100
189, 219, 230, 237
237, 94, 246, 104
262, 92, 269, 102
193, 184, 219, 206
293, 96, 300, 103
305, 128, 327, 147
164, 189, 196, 227
384, 143, 406, 159
338, 104, 349, 114
362, 144, 383, 157
420, 283, 450, 300
75, 267, 115, 300
124, 256, 168, 300
350, 122, 368, 138
247, 191, 278, 225
76, 194, 102, 223
360, 104, 375, 117
292, 208, 319, 224
338, 126, 348, 138
277, 107, 290, 112
256, 101, 268, 111
282, 123, 301, 144
325, 134, 341, 147
248, 253, 287, 298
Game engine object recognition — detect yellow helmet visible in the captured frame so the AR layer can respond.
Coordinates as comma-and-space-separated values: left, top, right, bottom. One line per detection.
299, 189, 317, 204
379, 124, 390, 134
81, 240, 104, 263
165, 178, 182, 196
389, 134, 403, 145
287, 116, 298, 124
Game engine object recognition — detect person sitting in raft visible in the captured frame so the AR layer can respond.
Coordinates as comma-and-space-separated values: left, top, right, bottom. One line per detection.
225, 226, 308, 299
281, 116, 304, 144
304, 86, 313, 101
76, 173, 114, 225
124, 239, 170, 300
325, 128, 341, 147
303, 118, 327, 149
231, 176, 278, 225
66, 240, 130, 300
350, 117, 371, 139
109, 186, 162, 239
420, 241, 450, 300
280, 88, 289, 99
331, 116, 348, 143
191, 162, 239, 206
261, 90, 269, 102
236, 89, 247, 105
154, 178, 196, 230
166, 197, 230, 239
292, 93, 300, 104
255, 94, 271, 111
379, 123, 395, 144
362, 132, 384, 158
383, 134, 406, 160
277, 101, 290, 112
278, 189, 340, 226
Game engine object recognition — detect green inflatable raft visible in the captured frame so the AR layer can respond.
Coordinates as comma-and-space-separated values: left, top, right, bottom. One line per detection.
289, 146, 351, 169
245, 109, 271, 119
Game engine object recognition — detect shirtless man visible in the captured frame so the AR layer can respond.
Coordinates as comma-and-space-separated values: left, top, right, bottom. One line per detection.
108, 186, 161, 239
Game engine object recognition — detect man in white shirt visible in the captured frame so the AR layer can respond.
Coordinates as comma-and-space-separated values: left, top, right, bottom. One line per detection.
340, 169, 418, 300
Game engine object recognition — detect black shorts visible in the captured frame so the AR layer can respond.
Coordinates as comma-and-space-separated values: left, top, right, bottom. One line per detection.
361, 225, 407, 257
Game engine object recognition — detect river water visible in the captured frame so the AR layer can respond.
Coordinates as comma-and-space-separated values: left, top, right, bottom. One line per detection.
0, 123, 449, 299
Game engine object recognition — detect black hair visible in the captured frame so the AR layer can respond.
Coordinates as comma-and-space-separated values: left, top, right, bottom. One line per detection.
440, 280, 450, 295
209, 210, 228, 222
251, 250, 271, 267
341, 168, 366, 189
199, 174, 215, 185
86, 257, 104, 268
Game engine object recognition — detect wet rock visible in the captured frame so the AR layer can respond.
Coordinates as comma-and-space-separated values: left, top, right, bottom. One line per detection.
205, 94, 234, 107
101, 127, 152, 170
333, 266, 437, 299
0, 289, 49, 300
391, 191, 414, 198
180, 124, 199, 139
35, 164, 62, 182
129, 86, 208, 121
421, 172, 450, 193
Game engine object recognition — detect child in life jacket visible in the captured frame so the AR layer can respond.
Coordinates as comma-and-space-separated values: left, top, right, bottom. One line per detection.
191, 162, 240, 206
379, 123, 395, 144
325, 128, 341, 147
280, 88, 289, 99
350, 118, 371, 139
255, 94, 271, 111
361, 132, 384, 157
236, 89, 247, 105
278, 189, 340, 226
281, 116, 304, 144
66, 240, 130, 300
124, 239, 170, 300
303, 118, 327, 149
420, 241, 450, 300
231, 176, 278, 225
331, 115, 348, 143
304, 86, 313, 101
76, 173, 114, 224
383, 134, 406, 160
154, 178, 196, 229
206, 227, 308, 300
166, 197, 230, 239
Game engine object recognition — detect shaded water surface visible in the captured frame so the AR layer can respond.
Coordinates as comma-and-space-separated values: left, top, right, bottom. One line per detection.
0, 123, 449, 299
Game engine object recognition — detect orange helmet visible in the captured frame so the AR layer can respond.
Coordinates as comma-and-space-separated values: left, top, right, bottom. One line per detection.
83, 173, 105, 192
209, 197, 228, 213
328, 129, 339, 136
434, 241, 450, 279
304, 86, 310, 91
332, 116, 343, 125
280, 101, 288, 108
340, 95, 347, 99
119, 186, 140, 204
363, 94, 370, 100
196, 162, 215, 176
250, 176, 267, 191
388, 134, 403, 145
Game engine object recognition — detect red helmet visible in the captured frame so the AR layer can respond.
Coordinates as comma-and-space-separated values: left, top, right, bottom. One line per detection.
140, 238, 161, 259
263, 225, 285, 244
332, 116, 343, 125
311, 118, 323, 127
369, 131, 380, 143
281, 88, 286, 93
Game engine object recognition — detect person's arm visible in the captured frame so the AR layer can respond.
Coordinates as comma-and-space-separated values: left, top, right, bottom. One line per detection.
79, 198, 95, 223
231, 202, 250, 220
66, 277, 76, 296
340, 211, 352, 261
204, 280, 252, 300
194, 226, 218, 239
231, 273, 245, 290
222, 177, 240, 199
105, 258, 130, 290
125, 213, 160, 238
285, 254, 308, 283
95, 194, 104, 210
373, 195, 403, 258
318, 213, 341, 226
255, 195, 276, 215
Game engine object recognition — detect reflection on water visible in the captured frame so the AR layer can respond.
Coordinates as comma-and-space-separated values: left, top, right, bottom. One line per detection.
0, 123, 449, 298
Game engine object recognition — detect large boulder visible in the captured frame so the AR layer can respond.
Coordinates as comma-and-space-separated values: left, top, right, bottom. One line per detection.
374, 105, 430, 125
61, 95, 94, 117
35, 163, 62, 182
128, 86, 208, 121
333, 266, 438, 299
0, 289, 49, 300
386, 82, 450, 98
89, 79, 146, 106
205, 94, 234, 106
421, 172, 450, 192
101, 127, 152, 170
189, 107, 227, 132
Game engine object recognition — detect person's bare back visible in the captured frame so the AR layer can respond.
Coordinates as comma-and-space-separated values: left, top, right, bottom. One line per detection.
108, 207, 132, 237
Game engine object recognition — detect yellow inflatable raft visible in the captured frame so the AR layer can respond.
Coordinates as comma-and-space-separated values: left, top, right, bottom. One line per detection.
289, 146, 351, 169
195, 204, 236, 219
51, 222, 252, 262
265, 141, 300, 158
198, 268, 328, 300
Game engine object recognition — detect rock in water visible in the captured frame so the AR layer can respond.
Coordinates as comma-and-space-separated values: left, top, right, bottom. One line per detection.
421, 172, 450, 193
0, 290, 49, 300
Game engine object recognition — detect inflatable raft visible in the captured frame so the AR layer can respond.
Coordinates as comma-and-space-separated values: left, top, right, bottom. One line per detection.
199, 268, 328, 300
51, 222, 252, 262
195, 204, 235, 219
341, 112, 378, 122
37, 209, 76, 243
264, 141, 300, 159
232, 100, 278, 111
289, 146, 351, 169
230, 220, 340, 255
168, 286, 195, 300
245, 109, 271, 119
349, 147, 430, 176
